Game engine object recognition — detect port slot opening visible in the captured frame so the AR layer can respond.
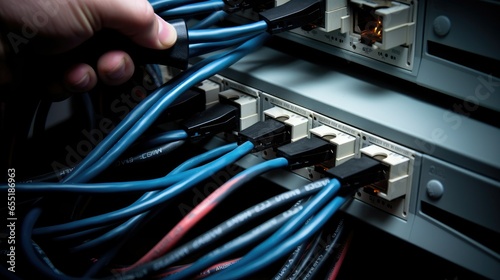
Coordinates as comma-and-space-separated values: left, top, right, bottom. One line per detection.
352, 5, 385, 46
360, 144, 410, 201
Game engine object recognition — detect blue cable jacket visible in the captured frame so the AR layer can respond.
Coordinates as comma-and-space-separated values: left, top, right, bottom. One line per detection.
13, 143, 239, 194
69, 197, 153, 252
190, 10, 229, 30
168, 142, 237, 174
164, 178, 340, 280
188, 21, 268, 43
163, 201, 307, 280
189, 34, 259, 57
158, 1, 225, 18
61, 46, 233, 184
149, 0, 201, 12
20, 208, 75, 280
210, 195, 348, 280
32, 141, 254, 237
66, 143, 237, 250
65, 33, 269, 183
15, 167, 201, 193
140, 129, 188, 149
223, 178, 341, 267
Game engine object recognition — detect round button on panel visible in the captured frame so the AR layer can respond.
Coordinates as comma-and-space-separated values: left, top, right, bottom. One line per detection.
426, 179, 444, 199
433, 15, 451, 37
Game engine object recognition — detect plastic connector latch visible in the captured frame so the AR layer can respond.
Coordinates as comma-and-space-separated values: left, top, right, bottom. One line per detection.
223, 0, 272, 13
238, 118, 290, 152
159, 88, 206, 122
326, 156, 387, 194
181, 103, 238, 141
276, 137, 335, 170
259, 0, 323, 34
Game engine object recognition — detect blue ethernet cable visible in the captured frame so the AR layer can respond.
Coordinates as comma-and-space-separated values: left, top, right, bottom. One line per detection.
188, 21, 268, 43
67, 33, 269, 183
32, 141, 254, 237
163, 178, 340, 280
217, 178, 341, 270
160, 202, 306, 280
190, 10, 229, 29
42, 143, 240, 280
80, 151, 288, 275
15, 166, 201, 193
145, 64, 164, 88
206, 195, 348, 280
111, 180, 331, 280
13, 143, 238, 193
158, 0, 226, 18
149, 0, 201, 12
168, 142, 237, 174
138, 129, 188, 149
61, 45, 239, 183
68, 194, 155, 252
20, 208, 74, 280
189, 34, 259, 57
65, 142, 237, 251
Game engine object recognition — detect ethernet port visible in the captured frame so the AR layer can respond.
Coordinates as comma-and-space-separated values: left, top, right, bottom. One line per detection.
360, 145, 410, 201
352, 5, 385, 46
350, 0, 414, 50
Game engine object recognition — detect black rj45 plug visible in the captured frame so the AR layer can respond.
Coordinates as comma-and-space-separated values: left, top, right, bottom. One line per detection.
238, 118, 290, 152
276, 136, 335, 170
259, 0, 323, 34
326, 156, 387, 195
181, 103, 239, 142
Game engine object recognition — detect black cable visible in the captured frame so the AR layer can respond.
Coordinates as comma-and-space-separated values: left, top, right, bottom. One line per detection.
32, 98, 51, 138
289, 229, 324, 279
110, 179, 328, 280
20, 208, 70, 280
153, 201, 306, 280
272, 239, 306, 280
301, 218, 346, 280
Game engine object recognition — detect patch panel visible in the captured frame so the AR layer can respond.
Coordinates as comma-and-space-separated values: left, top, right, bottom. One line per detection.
209, 79, 418, 220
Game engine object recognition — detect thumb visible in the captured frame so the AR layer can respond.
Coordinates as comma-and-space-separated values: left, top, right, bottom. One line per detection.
92, 0, 177, 50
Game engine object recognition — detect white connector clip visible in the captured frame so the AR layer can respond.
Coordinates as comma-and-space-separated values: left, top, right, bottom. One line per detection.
219, 89, 259, 130
310, 125, 356, 165
264, 107, 308, 142
361, 144, 409, 200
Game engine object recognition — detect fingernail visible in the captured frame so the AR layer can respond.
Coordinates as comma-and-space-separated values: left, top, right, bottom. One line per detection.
107, 59, 126, 80
73, 72, 90, 90
157, 15, 177, 48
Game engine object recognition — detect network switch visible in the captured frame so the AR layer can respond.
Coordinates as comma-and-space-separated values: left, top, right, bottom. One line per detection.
194, 42, 500, 279
228, 0, 500, 112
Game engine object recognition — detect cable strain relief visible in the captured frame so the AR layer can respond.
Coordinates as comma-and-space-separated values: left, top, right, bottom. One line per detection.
95, 18, 189, 70
259, 0, 322, 34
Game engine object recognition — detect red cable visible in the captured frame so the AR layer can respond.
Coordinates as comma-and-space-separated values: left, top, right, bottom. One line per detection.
327, 231, 353, 280
194, 257, 240, 279
116, 175, 244, 272
154, 258, 241, 278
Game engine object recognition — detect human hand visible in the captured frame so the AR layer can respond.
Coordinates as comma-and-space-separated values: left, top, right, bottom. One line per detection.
0, 0, 177, 93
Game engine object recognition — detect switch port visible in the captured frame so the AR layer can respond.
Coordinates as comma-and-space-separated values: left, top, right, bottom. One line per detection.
360, 144, 410, 200
264, 107, 309, 142
350, 0, 414, 50
309, 125, 356, 167
219, 89, 259, 131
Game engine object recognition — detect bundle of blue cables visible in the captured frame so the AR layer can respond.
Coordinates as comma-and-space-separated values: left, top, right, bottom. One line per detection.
1, 1, 354, 279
